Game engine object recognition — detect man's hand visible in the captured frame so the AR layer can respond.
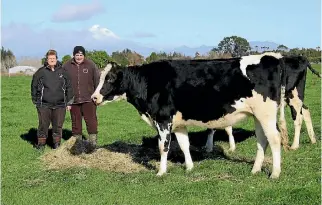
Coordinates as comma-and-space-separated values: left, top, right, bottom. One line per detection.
66, 106, 72, 111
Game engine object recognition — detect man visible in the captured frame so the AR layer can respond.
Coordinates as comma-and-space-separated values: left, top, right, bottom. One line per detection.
63, 46, 100, 152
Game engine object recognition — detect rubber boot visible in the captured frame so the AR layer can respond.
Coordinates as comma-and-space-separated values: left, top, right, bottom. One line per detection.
87, 134, 97, 153
70, 134, 85, 155
53, 136, 61, 149
35, 137, 46, 151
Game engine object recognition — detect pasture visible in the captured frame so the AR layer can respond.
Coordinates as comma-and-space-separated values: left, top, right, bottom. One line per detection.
1, 66, 321, 205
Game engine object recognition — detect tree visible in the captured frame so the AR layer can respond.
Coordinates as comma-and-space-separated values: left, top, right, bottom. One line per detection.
1, 47, 17, 72
86, 50, 112, 69
62, 55, 72, 64
214, 36, 251, 57
145, 52, 159, 63
277, 44, 288, 51
126, 51, 144, 66
18, 56, 42, 68
111, 51, 129, 66
41, 57, 46, 65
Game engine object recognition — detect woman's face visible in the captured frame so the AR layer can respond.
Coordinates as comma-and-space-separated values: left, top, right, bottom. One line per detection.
47, 54, 57, 67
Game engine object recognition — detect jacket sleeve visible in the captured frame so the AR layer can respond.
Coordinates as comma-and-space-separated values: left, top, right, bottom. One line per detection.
31, 69, 41, 104
64, 69, 74, 106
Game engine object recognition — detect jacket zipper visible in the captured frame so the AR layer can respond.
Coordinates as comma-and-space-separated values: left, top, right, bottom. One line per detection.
77, 64, 81, 101
40, 86, 44, 107
62, 78, 66, 106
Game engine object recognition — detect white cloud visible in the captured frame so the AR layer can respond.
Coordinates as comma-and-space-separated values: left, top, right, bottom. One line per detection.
2, 23, 158, 58
89, 25, 120, 40
51, 0, 105, 23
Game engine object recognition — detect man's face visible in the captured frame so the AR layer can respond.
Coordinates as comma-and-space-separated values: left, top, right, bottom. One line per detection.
47, 55, 57, 67
74, 53, 85, 64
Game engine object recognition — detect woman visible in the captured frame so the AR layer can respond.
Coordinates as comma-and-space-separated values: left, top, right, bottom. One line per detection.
31, 49, 74, 150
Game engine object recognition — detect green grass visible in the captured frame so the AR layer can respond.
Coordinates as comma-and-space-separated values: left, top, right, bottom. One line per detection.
1, 66, 321, 205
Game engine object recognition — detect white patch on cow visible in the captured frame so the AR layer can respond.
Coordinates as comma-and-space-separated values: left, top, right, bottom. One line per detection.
154, 122, 172, 176
225, 126, 236, 152
172, 98, 250, 130
301, 107, 316, 144
91, 63, 113, 104
248, 90, 281, 178
140, 113, 154, 127
239, 52, 283, 78
288, 88, 303, 150
100, 93, 127, 105
173, 127, 193, 171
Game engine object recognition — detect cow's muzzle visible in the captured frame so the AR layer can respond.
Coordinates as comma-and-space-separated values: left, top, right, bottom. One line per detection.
91, 92, 104, 105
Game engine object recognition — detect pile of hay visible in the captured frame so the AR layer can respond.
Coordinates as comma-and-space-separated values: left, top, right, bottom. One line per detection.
41, 137, 149, 173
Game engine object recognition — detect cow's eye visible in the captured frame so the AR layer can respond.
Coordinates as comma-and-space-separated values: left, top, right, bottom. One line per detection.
107, 78, 114, 83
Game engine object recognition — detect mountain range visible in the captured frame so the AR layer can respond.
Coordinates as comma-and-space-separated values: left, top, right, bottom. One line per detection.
16, 41, 281, 61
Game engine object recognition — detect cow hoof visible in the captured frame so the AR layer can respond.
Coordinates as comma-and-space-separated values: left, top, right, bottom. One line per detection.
206, 148, 213, 153
290, 145, 299, 150
251, 167, 261, 174
156, 170, 166, 176
228, 147, 236, 152
269, 172, 280, 179
186, 164, 193, 171
202, 146, 213, 153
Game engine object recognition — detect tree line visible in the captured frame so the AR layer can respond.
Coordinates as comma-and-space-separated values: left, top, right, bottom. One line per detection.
3, 35, 321, 73
1, 47, 17, 73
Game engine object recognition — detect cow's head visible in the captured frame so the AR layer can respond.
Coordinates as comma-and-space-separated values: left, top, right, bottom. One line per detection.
91, 61, 126, 105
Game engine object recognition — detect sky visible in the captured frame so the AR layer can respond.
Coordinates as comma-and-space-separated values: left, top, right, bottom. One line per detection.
2, 0, 321, 58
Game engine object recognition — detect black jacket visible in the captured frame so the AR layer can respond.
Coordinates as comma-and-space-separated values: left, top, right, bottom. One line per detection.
31, 61, 74, 108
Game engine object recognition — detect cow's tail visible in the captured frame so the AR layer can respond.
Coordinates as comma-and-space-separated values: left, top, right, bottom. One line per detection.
307, 59, 321, 78
279, 58, 290, 151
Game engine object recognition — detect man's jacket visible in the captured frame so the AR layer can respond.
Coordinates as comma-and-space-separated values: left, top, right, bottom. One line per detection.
63, 58, 100, 104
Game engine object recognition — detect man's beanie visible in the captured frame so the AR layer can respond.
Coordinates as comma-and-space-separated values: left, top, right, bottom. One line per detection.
73, 46, 86, 56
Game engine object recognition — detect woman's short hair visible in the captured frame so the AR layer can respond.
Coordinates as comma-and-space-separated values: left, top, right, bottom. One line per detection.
46, 49, 58, 59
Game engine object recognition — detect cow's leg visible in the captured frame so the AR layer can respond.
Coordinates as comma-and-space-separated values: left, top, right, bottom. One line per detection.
289, 89, 303, 150
253, 104, 281, 179
251, 118, 268, 175
204, 129, 215, 152
225, 126, 236, 152
174, 126, 193, 171
154, 121, 172, 176
302, 104, 316, 144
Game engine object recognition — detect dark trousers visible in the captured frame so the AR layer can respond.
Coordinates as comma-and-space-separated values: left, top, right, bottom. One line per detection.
37, 107, 66, 142
70, 101, 98, 135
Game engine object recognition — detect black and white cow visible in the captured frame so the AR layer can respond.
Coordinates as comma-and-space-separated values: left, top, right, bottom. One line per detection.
91, 52, 285, 179
204, 55, 321, 152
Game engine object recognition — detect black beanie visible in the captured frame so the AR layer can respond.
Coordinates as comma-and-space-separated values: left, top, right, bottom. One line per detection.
73, 46, 86, 56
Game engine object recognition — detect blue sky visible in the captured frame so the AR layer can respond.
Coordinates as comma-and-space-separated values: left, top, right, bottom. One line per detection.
2, 0, 321, 57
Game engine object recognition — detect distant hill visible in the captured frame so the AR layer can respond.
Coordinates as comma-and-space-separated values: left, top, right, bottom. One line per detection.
249, 41, 280, 52
163, 45, 214, 57
158, 41, 281, 57
14, 41, 283, 59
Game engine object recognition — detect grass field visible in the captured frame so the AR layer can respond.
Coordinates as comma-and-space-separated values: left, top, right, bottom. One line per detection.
1, 66, 321, 205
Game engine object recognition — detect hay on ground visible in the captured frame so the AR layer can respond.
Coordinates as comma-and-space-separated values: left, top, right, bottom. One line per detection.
41, 137, 148, 174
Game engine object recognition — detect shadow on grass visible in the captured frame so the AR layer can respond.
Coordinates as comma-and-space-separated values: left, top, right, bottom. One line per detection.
20, 128, 73, 149
102, 128, 255, 171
